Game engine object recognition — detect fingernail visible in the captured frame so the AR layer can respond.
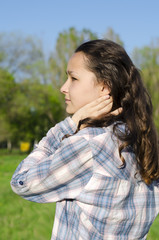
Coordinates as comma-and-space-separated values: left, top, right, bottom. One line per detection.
104, 95, 110, 99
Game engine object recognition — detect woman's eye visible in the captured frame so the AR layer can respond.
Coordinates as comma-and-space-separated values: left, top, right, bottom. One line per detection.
72, 77, 77, 81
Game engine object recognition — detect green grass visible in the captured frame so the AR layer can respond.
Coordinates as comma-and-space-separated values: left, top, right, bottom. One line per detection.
0, 152, 159, 239
0, 153, 55, 240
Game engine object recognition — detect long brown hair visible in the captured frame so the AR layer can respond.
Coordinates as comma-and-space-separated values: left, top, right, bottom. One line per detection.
75, 39, 159, 185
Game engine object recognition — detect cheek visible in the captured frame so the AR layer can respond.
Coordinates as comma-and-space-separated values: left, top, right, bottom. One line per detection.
82, 85, 100, 102
68, 79, 101, 113
71, 86, 99, 108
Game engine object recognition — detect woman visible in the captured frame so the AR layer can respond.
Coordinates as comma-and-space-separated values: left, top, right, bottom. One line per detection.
11, 40, 159, 239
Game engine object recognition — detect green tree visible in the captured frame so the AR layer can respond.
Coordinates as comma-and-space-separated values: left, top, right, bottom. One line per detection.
8, 80, 65, 146
103, 27, 124, 46
0, 68, 16, 149
0, 33, 47, 83
132, 42, 159, 132
0, 33, 64, 149
49, 27, 98, 87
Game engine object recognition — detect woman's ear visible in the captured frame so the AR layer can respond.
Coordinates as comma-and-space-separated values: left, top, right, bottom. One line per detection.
100, 85, 110, 96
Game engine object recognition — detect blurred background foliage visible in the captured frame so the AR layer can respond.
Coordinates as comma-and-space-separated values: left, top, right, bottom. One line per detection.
1, 27, 159, 240
0, 27, 159, 151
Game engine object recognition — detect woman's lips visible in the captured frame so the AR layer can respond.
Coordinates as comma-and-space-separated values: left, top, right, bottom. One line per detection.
65, 99, 71, 103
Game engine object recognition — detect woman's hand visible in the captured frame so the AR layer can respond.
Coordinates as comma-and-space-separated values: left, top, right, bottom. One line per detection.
72, 95, 122, 127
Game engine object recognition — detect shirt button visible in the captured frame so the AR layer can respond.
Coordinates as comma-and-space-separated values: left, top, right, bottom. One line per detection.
19, 181, 24, 185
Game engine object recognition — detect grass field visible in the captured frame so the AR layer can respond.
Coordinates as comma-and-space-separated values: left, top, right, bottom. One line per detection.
0, 152, 55, 240
0, 151, 159, 240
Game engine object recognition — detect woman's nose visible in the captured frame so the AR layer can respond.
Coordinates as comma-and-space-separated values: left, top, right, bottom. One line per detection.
60, 79, 69, 94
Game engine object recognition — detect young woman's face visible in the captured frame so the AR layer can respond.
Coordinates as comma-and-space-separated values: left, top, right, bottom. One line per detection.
60, 52, 108, 114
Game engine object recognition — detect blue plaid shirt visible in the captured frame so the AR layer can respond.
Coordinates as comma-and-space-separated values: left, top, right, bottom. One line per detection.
11, 117, 159, 239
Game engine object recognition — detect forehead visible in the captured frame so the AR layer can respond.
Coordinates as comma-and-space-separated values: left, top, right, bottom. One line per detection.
67, 52, 87, 70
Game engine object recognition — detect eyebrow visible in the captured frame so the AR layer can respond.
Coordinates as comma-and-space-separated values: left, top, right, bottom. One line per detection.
66, 70, 73, 75
66, 70, 78, 76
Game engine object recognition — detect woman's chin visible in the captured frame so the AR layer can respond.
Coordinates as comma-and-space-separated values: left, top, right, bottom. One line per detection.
66, 107, 75, 115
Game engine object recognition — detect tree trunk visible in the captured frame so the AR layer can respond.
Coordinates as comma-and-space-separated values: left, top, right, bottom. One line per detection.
7, 140, 12, 152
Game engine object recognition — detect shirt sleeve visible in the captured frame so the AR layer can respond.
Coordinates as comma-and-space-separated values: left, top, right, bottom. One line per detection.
10, 128, 93, 203
11, 117, 77, 175
35, 116, 77, 154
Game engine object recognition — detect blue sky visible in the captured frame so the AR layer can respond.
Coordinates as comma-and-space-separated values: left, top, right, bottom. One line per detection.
1, 0, 159, 56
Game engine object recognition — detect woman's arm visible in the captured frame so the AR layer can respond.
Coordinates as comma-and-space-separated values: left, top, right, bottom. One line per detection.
10, 132, 93, 203
11, 117, 77, 174
36, 116, 77, 154
10, 96, 121, 203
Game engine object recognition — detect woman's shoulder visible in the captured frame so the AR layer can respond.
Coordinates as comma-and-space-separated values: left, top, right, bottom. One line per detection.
75, 126, 110, 138
74, 122, 125, 142
62, 121, 127, 156
78, 125, 137, 181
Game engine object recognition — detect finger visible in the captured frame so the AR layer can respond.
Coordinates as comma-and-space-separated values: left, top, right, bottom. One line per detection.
110, 107, 123, 116
90, 97, 112, 113
94, 102, 113, 116
95, 99, 112, 111
87, 95, 111, 108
